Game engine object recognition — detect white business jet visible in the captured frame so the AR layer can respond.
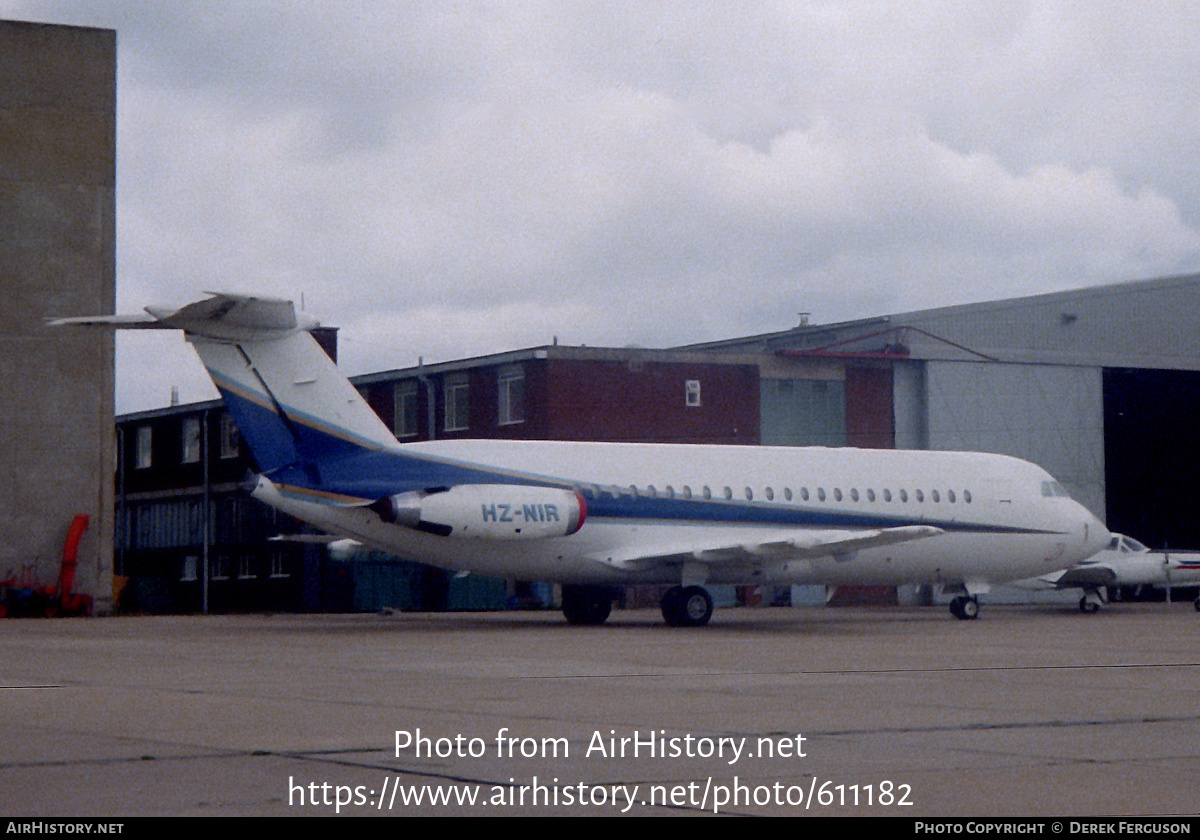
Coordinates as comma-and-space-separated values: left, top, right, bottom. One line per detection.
55, 294, 1109, 626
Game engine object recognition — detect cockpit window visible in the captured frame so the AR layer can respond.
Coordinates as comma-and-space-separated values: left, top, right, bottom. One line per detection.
1041, 481, 1070, 498
1121, 536, 1148, 553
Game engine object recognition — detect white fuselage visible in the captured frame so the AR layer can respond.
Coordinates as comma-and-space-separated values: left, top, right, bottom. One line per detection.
255, 439, 1109, 589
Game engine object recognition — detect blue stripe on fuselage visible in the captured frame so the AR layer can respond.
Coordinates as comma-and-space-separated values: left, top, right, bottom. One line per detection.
217, 381, 1055, 534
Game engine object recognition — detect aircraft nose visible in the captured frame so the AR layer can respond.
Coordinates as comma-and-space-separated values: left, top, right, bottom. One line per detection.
1081, 509, 1110, 558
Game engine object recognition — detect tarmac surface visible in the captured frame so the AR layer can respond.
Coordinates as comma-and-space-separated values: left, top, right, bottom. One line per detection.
3, 602, 1199, 817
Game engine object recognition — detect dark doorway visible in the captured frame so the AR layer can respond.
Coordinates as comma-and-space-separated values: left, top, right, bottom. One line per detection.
1104, 368, 1200, 549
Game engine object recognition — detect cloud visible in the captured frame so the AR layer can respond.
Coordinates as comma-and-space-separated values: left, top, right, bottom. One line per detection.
5, 1, 1199, 412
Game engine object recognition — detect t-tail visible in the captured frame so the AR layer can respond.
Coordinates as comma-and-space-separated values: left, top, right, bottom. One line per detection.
52, 293, 490, 505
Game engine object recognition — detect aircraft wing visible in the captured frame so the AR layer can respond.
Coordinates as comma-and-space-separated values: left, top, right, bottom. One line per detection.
590, 525, 943, 570
1040, 564, 1119, 589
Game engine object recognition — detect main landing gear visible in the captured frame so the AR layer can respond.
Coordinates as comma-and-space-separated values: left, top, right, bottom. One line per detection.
949, 595, 979, 621
559, 584, 715, 627
561, 584, 618, 626
661, 585, 714, 628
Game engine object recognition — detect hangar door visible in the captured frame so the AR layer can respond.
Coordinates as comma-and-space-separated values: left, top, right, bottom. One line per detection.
923, 361, 1105, 519
1104, 368, 1200, 549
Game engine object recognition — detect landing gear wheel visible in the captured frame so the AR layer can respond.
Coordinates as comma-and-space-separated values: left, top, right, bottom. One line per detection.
561, 585, 614, 626
1079, 595, 1100, 614
661, 585, 713, 627
949, 595, 979, 621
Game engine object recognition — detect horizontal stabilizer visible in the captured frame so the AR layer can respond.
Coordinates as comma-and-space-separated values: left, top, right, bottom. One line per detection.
50, 293, 318, 341
48, 313, 159, 329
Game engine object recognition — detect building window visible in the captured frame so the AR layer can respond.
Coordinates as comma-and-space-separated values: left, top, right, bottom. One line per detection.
211, 555, 229, 580
498, 365, 525, 425
219, 413, 239, 458
135, 425, 152, 469
444, 374, 470, 432
181, 417, 201, 463
270, 552, 289, 578
180, 555, 198, 582
238, 555, 256, 579
686, 379, 701, 407
394, 381, 420, 438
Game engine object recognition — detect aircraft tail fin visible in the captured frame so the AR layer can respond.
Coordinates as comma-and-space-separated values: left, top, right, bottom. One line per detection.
53, 293, 402, 492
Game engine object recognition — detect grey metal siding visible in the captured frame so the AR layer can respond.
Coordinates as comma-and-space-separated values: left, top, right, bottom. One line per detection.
924, 361, 1105, 518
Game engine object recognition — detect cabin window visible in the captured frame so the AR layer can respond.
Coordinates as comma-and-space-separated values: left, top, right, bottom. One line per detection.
784, 487, 793, 501
817, 488, 826, 502
723, 486, 733, 500
850, 488, 860, 502
765, 487, 774, 501
498, 365, 525, 425
883, 489, 892, 502
702, 486, 712, 500
899, 489, 908, 503
931, 489, 941, 503
867, 489, 876, 502
801, 488, 810, 501
963, 490, 972, 503
915, 489, 925, 503
664, 486, 675, 499
947, 489, 957, 503
833, 488, 843, 502
744, 487, 753, 501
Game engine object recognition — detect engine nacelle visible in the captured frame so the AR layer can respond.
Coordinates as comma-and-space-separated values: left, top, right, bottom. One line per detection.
374, 484, 587, 540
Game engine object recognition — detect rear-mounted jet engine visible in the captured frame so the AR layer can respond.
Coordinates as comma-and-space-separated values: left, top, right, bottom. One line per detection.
372, 484, 587, 539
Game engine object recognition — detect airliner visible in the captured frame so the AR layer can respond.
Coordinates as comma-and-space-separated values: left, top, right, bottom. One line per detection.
55, 293, 1110, 626
1015, 532, 1200, 613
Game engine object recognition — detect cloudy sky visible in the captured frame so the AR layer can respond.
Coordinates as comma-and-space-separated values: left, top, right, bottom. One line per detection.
9, 2, 1200, 412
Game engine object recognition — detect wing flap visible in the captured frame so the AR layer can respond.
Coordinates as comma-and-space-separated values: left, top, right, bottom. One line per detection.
591, 525, 943, 570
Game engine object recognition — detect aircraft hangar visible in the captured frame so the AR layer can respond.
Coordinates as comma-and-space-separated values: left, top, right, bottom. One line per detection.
684, 274, 1200, 553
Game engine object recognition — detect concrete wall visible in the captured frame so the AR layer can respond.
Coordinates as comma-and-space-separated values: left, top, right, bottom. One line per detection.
0, 20, 116, 611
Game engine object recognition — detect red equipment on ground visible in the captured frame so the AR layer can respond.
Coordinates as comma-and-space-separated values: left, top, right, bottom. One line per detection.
0, 514, 94, 618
